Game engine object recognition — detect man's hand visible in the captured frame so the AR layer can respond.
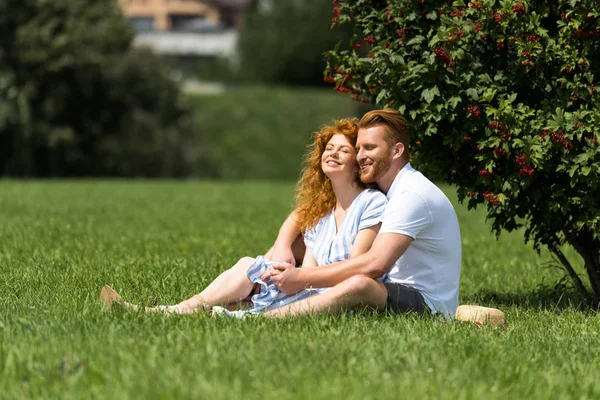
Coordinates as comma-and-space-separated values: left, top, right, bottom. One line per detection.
261, 262, 307, 295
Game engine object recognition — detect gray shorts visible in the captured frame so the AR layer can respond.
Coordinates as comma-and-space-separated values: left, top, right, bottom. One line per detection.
384, 282, 428, 314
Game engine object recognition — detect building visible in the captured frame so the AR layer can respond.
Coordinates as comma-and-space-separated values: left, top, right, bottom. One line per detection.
118, 0, 251, 32
118, 0, 251, 58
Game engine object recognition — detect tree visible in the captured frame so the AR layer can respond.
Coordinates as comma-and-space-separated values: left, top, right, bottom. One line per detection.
0, 0, 194, 177
237, 0, 351, 86
326, 0, 600, 301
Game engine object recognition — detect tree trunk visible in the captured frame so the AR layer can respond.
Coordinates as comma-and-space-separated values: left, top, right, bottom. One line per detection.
551, 244, 590, 302
569, 236, 600, 304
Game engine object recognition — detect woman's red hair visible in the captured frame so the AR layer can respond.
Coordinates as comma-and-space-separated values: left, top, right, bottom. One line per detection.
294, 118, 368, 232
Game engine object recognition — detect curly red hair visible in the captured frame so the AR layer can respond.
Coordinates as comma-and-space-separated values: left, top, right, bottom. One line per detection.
294, 118, 369, 233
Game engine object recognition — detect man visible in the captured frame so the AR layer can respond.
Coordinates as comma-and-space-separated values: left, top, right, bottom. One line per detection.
262, 109, 461, 318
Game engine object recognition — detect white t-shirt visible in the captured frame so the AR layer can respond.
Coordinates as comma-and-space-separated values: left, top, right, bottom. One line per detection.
380, 164, 461, 318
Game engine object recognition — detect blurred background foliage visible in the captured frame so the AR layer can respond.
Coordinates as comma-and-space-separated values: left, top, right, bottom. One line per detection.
0, 0, 356, 179
235, 0, 352, 86
0, 0, 195, 177
190, 86, 355, 180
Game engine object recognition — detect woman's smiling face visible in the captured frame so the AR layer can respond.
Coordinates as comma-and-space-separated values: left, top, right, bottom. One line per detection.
321, 134, 358, 182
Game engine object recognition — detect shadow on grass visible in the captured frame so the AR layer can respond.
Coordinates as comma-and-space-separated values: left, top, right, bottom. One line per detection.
463, 279, 597, 313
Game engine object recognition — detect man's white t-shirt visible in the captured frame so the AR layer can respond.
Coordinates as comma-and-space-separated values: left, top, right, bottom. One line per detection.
380, 163, 461, 318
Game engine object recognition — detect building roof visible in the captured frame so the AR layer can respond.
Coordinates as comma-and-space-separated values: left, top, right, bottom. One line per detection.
205, 0, 252, 10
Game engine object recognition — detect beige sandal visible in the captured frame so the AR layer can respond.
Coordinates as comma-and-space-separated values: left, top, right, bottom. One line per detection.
455, 305, 506, 328
100, 285, 123, 310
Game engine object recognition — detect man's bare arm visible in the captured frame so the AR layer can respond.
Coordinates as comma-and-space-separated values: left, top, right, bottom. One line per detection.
266, 232, 413, 294
304, 232, 412, 286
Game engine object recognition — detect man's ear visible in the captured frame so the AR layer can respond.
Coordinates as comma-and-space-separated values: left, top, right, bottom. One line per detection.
392, 142, 405, 160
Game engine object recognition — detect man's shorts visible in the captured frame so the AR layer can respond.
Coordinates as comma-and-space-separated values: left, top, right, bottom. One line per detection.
384, 282, 429, 314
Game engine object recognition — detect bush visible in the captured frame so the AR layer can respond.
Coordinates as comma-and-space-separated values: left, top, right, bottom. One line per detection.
327, 0, 600, 301
0, 0, 194, 177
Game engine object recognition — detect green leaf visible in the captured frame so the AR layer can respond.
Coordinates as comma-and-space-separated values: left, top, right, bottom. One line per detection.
581, 166, 591, 176
421, 86, 440, 104
376, 89, 388, 105
390, 55, 405, 65
478, 74, 493, 84
466, 88, 479, 101
449, 96, 461, 109
482, 88, 497, 102
406, 36, 425, 46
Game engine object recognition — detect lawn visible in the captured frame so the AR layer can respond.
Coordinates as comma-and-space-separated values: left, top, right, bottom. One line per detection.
0, 181, 598, 399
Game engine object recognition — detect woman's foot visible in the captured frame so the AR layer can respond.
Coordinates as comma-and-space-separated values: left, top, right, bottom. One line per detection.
100, 285, 123, 310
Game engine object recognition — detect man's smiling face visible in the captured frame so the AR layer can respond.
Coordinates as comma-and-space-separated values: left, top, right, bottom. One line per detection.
356, 125, 393, 184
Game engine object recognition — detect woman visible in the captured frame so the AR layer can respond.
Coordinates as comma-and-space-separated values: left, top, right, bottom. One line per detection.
100, 118, 387, 316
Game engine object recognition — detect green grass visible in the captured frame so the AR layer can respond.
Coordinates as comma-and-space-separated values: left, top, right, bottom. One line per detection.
1, 181, 599, 399
188, 85, 357, 180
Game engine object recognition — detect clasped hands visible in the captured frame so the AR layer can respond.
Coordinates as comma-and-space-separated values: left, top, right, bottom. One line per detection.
261, 262, 307, 295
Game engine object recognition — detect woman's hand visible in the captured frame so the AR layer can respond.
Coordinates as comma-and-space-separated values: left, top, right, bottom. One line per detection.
262, 263, 308, 295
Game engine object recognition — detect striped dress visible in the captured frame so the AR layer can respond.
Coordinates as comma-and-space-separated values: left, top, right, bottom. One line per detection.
245, 188, 387, 314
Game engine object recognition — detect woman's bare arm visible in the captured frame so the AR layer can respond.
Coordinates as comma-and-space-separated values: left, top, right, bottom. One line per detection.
266, 211, 303, 265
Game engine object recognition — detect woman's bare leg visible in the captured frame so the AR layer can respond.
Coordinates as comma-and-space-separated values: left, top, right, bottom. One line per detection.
101, 257, 257, 314
171, 257, 256, 312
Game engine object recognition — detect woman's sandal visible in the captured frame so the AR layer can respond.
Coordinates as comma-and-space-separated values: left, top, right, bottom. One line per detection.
99, 285, 123, 310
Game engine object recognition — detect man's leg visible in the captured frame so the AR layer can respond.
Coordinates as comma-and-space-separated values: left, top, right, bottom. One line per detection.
263, 275, 387, 318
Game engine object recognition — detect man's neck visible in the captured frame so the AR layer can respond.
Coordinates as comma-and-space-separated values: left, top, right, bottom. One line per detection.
377, 160, 408, 194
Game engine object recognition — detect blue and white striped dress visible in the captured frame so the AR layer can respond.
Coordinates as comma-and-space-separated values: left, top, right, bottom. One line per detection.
245, 189, 387, 313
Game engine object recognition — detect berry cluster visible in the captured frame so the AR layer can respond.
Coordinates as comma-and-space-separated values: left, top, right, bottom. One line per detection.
488, 121, 506, 131
479, 169, 494, 177
551, 132, 573, 150
364, 35, 376, 45
334, 85, 350, 94
483, 192, 500, 205
469, 0, 483, 10
516, 153, 534, 177
493, 147, 507, 156
521, 50, 534, 69
332, 4, 341, 26
467, 104, 481, 119
450, 9, 464, 19
512, 3, 525, 15
433, 48, 454, 67
492, 10, 503, 23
